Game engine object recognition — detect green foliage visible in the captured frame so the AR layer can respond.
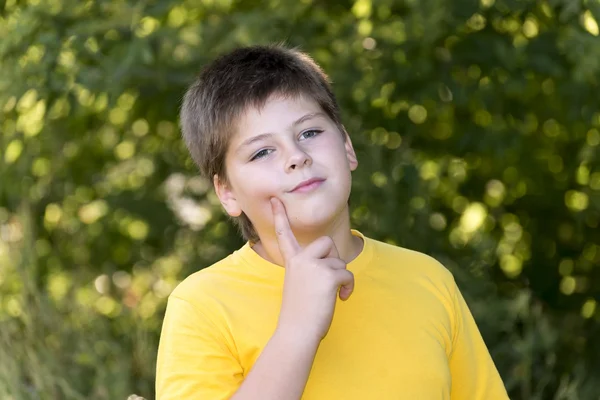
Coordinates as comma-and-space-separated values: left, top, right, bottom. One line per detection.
1, 0, 599, 398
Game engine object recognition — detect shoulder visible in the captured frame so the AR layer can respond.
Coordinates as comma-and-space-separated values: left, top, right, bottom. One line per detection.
364, 235, 459, 306
369, 236, 455, 281
169, 251, 243, 308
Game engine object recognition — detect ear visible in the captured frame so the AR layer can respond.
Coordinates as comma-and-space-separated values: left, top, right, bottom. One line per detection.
213, 174, 242, 217
343, 129, 358, 171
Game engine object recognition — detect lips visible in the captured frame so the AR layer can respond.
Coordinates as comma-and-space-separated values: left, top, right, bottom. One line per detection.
290, 177, 326, 192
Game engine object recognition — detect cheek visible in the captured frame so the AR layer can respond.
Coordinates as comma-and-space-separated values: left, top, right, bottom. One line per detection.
236, 170, 280, 207
238, 180, 282, 228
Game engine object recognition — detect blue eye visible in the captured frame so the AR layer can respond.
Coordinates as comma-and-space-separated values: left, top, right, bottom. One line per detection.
300, 129, 323, 140
250, 148, 272, 161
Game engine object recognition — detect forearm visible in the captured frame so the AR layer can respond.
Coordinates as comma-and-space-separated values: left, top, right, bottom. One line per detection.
231, 328, 320, 400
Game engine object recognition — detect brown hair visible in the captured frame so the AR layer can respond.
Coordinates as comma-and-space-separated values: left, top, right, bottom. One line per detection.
180, 44, 345, 242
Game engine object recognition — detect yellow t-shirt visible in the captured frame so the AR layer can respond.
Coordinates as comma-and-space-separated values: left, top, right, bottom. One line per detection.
156, 230, 509, 399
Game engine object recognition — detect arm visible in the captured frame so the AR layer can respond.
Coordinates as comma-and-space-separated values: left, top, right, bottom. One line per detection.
448, 280, 510, 399
157, 295, 322, 400
156, 296, 244, 400
231, 328, 320, 400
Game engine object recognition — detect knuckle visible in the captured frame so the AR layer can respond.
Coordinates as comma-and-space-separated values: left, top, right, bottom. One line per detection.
346, 270, 355, 281
322, 268, 336, 281
313, 236, 331, 248
327, 259, 341, 270
321, 236, 334, 246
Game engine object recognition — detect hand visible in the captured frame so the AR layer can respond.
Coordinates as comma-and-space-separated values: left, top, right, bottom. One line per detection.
271, 197, 355, 342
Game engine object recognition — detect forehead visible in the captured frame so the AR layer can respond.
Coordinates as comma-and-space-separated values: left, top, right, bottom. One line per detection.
243, 94, 322, 128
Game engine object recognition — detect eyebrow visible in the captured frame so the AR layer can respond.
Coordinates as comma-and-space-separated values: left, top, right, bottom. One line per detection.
292, 112, 325, 127
236, 112, 326, 153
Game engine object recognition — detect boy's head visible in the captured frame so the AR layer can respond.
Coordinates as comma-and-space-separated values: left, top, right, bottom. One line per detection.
180, 44, 357, 242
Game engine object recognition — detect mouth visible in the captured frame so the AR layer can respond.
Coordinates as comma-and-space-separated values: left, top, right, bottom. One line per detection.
289, 177, 326, 193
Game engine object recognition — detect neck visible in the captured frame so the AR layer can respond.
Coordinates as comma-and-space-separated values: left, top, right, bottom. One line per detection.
251, 208, 363, 267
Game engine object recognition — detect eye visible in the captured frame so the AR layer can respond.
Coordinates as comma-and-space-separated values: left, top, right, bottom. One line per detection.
250, 148, 273, 161
299, 129, 323, 140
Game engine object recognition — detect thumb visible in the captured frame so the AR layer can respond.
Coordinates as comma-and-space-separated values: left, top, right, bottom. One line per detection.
339, 285, 353, 301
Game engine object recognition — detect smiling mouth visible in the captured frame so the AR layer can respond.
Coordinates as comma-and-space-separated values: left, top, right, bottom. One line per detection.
290, 178, 326, 193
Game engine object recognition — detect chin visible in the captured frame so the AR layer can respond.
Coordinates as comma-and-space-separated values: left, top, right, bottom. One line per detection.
290, 198, 347, 231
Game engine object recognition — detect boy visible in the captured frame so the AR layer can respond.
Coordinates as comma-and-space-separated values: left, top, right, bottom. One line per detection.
156, 44, 509, 399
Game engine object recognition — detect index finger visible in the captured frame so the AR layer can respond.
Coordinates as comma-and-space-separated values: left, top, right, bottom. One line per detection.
270, 197, 301, 261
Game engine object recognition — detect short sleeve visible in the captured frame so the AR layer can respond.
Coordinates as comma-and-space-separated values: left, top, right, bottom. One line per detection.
156, 295, 244, 400
449, 280, 509, 399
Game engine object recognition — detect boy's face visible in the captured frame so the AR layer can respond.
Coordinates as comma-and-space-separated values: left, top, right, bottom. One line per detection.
214, 94, 358, 238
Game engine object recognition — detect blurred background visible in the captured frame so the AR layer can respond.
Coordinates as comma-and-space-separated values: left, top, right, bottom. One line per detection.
1, 0, 600, 398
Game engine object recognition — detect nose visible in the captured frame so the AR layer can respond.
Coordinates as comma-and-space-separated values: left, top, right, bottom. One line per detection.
285, 145, 312, 172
